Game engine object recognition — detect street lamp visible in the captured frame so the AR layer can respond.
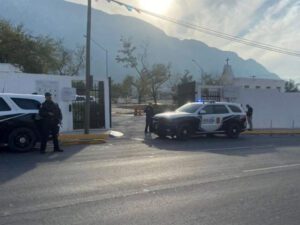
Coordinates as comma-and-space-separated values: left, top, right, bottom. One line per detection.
90, 38, 109, 78
192, 59, 204, 85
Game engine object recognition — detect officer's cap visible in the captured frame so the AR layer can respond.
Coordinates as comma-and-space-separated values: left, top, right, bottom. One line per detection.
45, 92, 52, 97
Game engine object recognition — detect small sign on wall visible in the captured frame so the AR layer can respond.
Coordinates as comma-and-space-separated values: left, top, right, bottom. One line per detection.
36, 80, 59, 101
61, 87, 76, 101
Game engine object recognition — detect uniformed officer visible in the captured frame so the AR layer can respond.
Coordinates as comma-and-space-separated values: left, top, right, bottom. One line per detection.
246, 104, 253, 131
39, 92, 63, 153
144, 102, 154, 133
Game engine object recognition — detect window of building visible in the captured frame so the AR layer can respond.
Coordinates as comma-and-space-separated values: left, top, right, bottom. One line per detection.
256, 86, 261, 89
213, 105, 229, 114
228, 105, 242, 113
0, 97, 11, 111
266, 86, 271, 89
11, 98, 41, 110
244, 85, 250, 89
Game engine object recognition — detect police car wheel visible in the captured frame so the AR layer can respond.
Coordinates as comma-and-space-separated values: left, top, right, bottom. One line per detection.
226, 123, 241, 139
8, 128, 37, 152
157, 133, 166, 139
206, 133, 215, 138
177, 125, 190, 140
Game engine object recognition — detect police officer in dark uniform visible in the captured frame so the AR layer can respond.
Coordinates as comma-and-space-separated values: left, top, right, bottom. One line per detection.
39, 92, 63, 153
246, 104, 253, 131
144, 102, 154, 133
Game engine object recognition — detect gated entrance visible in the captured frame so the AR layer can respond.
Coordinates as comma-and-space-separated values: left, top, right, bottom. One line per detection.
72, 81, 105, 129
177, 81, 196, 106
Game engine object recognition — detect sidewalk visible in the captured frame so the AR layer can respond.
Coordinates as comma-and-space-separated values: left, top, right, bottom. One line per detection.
59, 129, 109, 146
243, 129, 300, 135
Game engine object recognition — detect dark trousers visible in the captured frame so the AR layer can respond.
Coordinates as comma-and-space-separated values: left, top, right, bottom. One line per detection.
40, 122, 60, 152
145, 117, 153, 133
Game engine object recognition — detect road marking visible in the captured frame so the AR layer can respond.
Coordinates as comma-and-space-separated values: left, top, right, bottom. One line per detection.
243, 163, 300, 173
204, 145, 274, 151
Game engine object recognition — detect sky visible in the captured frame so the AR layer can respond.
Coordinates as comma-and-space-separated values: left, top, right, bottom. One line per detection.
67, 0, 300, 81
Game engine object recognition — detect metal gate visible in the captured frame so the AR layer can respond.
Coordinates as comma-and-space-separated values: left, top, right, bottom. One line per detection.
72, 81, 105, 129
177, 81, 196, 106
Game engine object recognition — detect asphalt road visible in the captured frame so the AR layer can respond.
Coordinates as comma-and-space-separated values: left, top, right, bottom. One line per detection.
0, 115, 299, 225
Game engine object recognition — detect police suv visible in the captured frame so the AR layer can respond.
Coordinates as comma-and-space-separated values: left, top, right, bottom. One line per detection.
0, 93, 44, 151
152, 101, 247, 140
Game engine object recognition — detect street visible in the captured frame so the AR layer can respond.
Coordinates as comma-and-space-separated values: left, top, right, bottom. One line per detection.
0, 115, 300, 225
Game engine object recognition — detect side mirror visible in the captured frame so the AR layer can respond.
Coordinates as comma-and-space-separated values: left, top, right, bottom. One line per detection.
199, 110, 206, 114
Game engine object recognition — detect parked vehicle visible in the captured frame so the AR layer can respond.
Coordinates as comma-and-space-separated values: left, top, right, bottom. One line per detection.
0, 93, 44, 151
152, 101, 247, 140
74, 95, 96, 102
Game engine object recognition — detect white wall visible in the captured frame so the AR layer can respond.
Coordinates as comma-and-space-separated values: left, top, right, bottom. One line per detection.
231, 88, 300, 129
0, 71, 110, 131
234, 78, 285, 92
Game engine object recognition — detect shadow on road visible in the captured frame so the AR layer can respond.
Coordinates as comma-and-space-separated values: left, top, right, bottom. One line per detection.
0, 145, 87, 184
141, 133, 300, 157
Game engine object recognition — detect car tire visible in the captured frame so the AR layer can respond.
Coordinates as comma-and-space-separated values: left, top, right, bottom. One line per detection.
226, 123, 241, 139
8, 127, 37, 152
206, 133, 215, 138
177, 125, 190, 141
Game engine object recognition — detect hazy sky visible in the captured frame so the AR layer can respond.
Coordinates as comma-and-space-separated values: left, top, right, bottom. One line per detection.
68, 0, 300, 81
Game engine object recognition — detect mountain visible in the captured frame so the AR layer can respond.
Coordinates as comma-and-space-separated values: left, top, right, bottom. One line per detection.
0, 0, 280, 81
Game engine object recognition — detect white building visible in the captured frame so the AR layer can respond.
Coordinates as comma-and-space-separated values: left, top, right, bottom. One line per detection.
195, 60, 300, 129
0, 63, 111, 131
220, 60, 285, 92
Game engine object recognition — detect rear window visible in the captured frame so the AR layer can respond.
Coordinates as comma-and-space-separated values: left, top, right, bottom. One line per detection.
12, 98, 41, 110
0, 97, 11, 111
228, 105, 242, 113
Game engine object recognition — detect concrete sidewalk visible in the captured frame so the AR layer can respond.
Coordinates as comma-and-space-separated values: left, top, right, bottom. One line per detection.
243, 129, 300, 135
59, 129, 109, 146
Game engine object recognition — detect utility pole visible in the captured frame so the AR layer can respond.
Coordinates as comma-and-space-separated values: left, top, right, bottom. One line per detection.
87, 37, 112, 128
84, 0, 92, 134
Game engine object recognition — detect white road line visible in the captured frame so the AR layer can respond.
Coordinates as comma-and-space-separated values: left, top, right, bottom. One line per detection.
204, 145, 273, 151
243, 163, 300, 173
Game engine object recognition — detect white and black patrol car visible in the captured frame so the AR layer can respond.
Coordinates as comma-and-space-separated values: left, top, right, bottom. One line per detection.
152, 101, 247, 140
0, 93, 44, 151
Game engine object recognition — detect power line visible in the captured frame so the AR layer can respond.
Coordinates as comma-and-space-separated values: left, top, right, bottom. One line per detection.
107, 0, 300, 57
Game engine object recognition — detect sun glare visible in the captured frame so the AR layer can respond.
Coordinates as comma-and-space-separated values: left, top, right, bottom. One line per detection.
139, 0, 173, 14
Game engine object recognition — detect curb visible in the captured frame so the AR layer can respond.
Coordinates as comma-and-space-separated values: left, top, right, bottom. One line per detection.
243, 130, 300, 135
59, 133, 109, 146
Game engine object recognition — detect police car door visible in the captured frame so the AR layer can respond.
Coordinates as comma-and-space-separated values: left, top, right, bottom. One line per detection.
198, 105, 218, 132
212, 104, 230, 130
0, 97, 14, 133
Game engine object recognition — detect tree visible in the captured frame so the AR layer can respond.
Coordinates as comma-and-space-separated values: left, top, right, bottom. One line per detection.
167, 70, 194, 104
179, 70, 194, 85
55, 44, 85, 76
149, 64, 171, 104
116, 37, 150, 104
0, 19, 84, 75
116, 37, 171, 104
111, 75, 133, 101
285, 79, 299, 92
201, 73, 222, 85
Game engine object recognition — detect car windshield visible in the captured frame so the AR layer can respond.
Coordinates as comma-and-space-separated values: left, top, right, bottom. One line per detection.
176, 103, 202, 113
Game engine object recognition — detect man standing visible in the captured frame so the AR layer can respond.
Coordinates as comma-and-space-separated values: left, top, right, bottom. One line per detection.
144, 102, 154, 133
246, 104, 253, 131
39, 92, 63, 153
